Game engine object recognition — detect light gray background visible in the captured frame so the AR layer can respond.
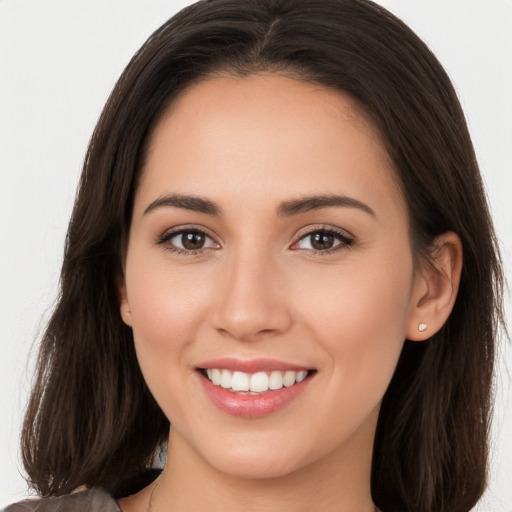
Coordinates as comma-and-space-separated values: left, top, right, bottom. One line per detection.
1, 1, 510, 510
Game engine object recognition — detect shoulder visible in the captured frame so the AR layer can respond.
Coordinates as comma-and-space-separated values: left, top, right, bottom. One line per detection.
2, 469, 161, 512
2, 487, 120, 512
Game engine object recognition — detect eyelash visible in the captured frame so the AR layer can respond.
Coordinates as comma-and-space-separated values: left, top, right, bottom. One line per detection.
155, 226, 219, 256
155, 225, 355, 256
292, 226, 355, 255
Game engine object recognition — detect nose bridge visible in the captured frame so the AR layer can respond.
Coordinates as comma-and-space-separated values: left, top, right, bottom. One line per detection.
211, 241, 291, 341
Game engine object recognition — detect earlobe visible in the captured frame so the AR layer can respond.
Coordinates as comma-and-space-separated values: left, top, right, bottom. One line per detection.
407, 231, 463, 341
120, 307, 133, 327
118, 277, 133, 328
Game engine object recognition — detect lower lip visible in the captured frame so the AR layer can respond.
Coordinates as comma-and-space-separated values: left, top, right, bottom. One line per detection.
198, 372, 313, 418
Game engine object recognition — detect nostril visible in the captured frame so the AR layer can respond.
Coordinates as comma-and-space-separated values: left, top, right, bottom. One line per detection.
215, 326, 280, 343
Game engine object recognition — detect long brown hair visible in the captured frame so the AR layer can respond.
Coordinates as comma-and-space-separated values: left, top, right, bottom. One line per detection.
21, 1, 505, 511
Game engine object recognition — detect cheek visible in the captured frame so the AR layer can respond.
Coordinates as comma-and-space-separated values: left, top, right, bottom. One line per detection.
299, 254, 413, 385
289, 258, 414, 446
126, 252, 212, 347
123, 252, 215, 414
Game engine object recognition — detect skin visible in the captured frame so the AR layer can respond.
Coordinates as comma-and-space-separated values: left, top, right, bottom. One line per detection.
118, 73, 462, 512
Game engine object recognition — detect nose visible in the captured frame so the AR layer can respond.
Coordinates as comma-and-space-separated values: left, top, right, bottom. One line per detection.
210, 249, 292, 342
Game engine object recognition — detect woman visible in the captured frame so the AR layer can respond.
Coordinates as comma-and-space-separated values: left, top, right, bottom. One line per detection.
5, 0, 505, 511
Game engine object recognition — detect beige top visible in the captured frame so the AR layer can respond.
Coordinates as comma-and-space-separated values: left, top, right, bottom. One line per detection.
3, 488, 121, 512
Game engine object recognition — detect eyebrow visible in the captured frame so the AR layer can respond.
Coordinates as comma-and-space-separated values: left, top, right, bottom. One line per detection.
143, 194, 221, 216
143, 193, 375, 218
277, 195, 376, 217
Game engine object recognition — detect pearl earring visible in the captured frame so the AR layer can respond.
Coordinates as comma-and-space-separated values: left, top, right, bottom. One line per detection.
418, 323, 428, 332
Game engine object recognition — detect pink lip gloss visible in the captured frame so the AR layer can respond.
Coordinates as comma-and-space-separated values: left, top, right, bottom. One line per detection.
195, 358, 314, 418
199, 374, 311, 418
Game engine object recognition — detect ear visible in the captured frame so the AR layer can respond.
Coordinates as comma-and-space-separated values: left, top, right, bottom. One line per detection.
117, 275, 133, 328
406, 231, 463, 341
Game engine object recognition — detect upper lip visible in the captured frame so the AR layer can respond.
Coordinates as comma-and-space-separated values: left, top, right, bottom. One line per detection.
196, 357, 313, 373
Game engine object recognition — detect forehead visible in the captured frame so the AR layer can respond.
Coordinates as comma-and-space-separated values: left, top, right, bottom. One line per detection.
136, 73, 404, 222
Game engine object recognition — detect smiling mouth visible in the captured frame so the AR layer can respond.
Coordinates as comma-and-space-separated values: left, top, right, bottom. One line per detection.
199, 368, 314, 394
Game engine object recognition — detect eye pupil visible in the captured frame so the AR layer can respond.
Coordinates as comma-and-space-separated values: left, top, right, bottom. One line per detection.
311, 232, 334, 250
182, 232, 205, 250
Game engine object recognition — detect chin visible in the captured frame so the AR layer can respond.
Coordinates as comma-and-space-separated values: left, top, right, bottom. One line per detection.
186, 426, 333, 482
205, 448, 308, 481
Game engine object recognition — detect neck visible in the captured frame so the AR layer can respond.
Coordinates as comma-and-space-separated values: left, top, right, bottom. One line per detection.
151, 418, 377, 512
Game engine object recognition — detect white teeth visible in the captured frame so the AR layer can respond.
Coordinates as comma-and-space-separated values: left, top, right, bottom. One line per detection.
283, 371, 296, 387
296, 370, 308, 383
220, 369, 232, 389
250, 372, 269, 392
231, 371, 250, 391
203, 368, 310, 393
269, 371, 283, 390
211, 368, 221, 385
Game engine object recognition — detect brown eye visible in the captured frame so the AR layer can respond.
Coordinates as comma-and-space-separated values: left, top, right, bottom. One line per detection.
181, 231, 206, 250
294, 229, 354, 253
310, 232, 335, 250
159, 228, 219, 253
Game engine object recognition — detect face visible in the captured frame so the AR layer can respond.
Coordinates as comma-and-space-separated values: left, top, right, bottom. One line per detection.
120, 74, 421, 480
